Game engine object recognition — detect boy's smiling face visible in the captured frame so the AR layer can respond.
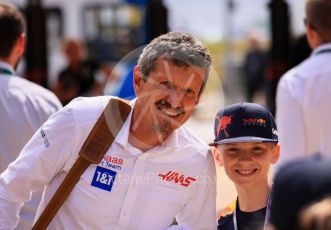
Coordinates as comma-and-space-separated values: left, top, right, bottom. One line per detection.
214, 142, 280, 188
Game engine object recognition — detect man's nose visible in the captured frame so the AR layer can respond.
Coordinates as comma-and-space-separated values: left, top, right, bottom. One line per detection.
167, 88, 185, 108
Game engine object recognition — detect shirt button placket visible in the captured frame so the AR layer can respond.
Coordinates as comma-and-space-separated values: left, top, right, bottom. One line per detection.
115, 157, 146, 229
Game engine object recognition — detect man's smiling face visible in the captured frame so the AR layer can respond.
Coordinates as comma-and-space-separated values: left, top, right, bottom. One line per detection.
132, 58, 206, 139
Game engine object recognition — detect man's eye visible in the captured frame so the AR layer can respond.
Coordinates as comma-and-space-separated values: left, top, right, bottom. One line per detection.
185, 88, 195, 96
159, 82, 172, 89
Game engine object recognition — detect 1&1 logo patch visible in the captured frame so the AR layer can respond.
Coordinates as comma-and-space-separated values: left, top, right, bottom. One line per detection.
91, 166, 117, 192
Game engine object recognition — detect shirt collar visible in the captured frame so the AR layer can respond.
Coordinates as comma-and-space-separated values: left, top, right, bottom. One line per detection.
159, 128, 179, 148
114, 98, 135, 149
0, 61, 15, 75
312, 43, 331, 56
115, 98, 180, 152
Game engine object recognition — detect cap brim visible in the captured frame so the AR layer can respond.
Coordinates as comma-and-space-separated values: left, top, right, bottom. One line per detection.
210, 136, 278, 145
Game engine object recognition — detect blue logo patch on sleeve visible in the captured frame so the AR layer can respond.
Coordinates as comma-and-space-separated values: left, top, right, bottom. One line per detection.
91, 166, 117, 192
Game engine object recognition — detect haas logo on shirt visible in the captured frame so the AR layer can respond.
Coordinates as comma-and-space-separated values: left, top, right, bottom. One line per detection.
158, 171, 196, 187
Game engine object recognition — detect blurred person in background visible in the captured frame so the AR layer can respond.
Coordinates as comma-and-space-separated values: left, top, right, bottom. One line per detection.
268, 155, 331, 230
243, 35, 267, 103
276, 0, 331, 167
0, 1, 62, 229
297, 197, 331, 230
290, 34, 312, 68
53, 39, 104, 105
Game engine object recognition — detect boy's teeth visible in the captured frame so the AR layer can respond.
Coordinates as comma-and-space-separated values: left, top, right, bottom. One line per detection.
238, 170, 254, 175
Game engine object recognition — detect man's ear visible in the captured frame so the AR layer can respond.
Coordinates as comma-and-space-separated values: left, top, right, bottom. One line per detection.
133, 65, 144, 96
212, 147, 223, 167
13, 33, 25, 57
271, 143, 280, 164
195, 95, 201, 105
9, 33, 25, 67
306, 23, 321, 49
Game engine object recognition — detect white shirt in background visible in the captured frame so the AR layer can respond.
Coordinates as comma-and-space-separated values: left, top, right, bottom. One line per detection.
0, 61, 62, 230
276, 43, 331, 168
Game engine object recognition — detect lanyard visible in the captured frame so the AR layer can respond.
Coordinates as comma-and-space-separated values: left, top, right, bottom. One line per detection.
0, 67, 14, 76
233, 185, 273, 230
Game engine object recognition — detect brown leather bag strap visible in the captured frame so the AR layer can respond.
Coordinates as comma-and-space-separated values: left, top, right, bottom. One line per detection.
32, 98, 132, 229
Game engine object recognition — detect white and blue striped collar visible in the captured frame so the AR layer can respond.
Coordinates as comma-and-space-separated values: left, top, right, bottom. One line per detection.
312, 43, 331, 56
0, 61, 15, 76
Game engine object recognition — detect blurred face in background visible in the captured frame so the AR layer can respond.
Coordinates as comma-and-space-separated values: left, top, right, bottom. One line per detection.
63, 39, 86, 64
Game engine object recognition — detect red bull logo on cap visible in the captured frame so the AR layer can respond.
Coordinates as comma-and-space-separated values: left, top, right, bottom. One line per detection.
216, 115, 233, 138
243, 118, 267, 127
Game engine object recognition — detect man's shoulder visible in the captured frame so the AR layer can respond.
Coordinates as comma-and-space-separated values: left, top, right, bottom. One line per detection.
177, 125, 210, 156
280, 63, 303, 83
277, 60, 311, 99
3, 76, 62, 110
280, 54, 325, 85
64, 96, 120, 124
5, 76, 53, 95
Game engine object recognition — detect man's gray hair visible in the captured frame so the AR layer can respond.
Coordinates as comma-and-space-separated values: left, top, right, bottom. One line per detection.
137, 32, 212, 81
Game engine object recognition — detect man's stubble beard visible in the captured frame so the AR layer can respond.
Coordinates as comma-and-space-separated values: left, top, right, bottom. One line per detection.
155, 119, 173, 138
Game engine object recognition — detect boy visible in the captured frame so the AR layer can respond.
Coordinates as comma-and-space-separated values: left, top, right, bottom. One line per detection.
211, 102, 280, 230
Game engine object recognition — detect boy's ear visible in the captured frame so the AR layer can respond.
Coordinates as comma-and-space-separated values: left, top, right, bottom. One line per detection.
271, 143, 280, 164
212, 146, 223, 167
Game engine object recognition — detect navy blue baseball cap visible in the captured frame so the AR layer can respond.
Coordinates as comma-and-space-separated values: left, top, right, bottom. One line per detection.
211, 102, 278, 145
270, 154, 331, 230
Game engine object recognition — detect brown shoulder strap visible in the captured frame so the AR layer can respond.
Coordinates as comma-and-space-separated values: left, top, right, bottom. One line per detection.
32, 98, 132, 229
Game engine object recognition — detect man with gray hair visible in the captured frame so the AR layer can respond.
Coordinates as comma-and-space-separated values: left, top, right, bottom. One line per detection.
276, 0, 331, 166
0, 2, 62, 229
0, 32, 216, 229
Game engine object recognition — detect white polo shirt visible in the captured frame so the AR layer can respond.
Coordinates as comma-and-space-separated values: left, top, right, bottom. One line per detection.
0, 61, 62, 229
0, 96, 216, 230
276, 43, 331, 167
